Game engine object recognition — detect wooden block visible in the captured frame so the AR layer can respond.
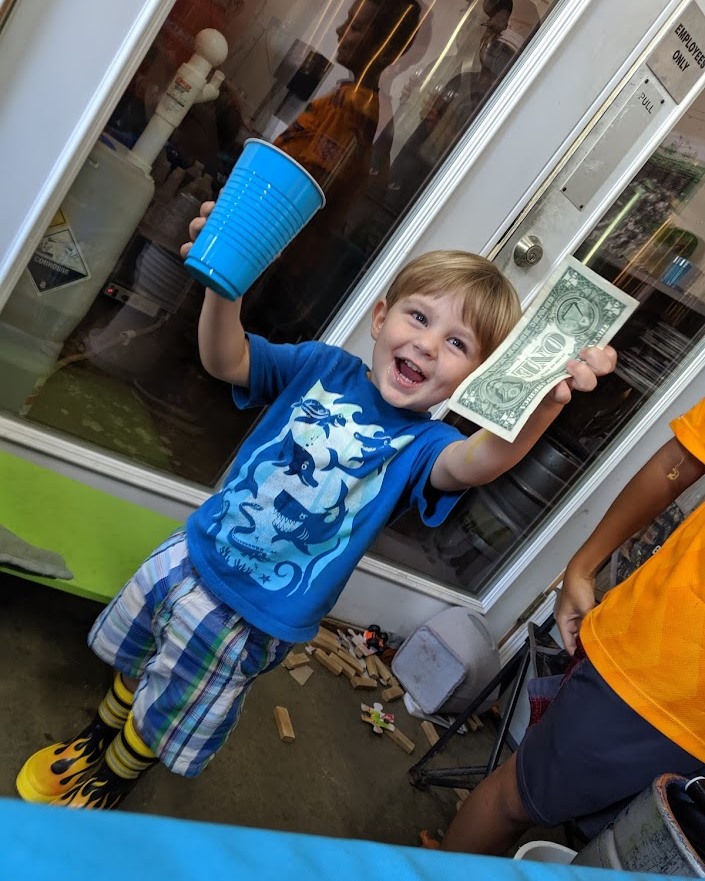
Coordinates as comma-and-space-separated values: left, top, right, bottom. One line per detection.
373, 657, 394, 684
312, 634, 340, 653
339, 663, 357, 682
384, 726, 415, 754
454, 788, 470, 801
273, 706, 295, 743
421, 720, 440, 747
331, 655, 359, 680
466, 715, 478, 732
288, 665, 313, 686
351, 675, 378, 690
313, 649, 343, 675
365, 656, 378, 678
471, 713, 484, 729
314, 627, 340, 649
283, 651, 310, 670
381, 684, 404, 702
336, 650, 365, 674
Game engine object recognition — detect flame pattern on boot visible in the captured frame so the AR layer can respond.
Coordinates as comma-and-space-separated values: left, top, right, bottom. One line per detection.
15, 719, 120, 803
51, 761, 137, 811
16, 674, 134, 803
51, 712, 157, 810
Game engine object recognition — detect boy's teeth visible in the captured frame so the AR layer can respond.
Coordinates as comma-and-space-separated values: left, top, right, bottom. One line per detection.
397, 358, 425, 382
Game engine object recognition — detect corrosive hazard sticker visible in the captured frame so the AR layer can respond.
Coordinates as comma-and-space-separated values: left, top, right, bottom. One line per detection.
27, 224, 90, 294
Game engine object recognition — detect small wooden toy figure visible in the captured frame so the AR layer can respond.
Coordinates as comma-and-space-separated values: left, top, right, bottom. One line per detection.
361, 702, 395, 734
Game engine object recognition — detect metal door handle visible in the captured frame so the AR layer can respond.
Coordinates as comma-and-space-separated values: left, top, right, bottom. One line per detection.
513, 235, 544, 267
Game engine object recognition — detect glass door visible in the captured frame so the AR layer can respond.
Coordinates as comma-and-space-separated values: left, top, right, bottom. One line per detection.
368, 2, 705, 623
0, 0, 561, 488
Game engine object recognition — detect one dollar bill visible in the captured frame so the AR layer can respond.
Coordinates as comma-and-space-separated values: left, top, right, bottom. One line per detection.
448, 256, 639, 442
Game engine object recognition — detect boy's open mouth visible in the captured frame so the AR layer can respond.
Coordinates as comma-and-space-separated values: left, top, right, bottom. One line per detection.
396, 357, 426, 384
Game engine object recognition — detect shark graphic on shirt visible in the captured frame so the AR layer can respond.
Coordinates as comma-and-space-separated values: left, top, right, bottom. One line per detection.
208, 382, 414, 594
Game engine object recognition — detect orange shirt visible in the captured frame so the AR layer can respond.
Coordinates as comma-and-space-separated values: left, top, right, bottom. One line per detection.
581, 397, 705, 760
275, 82, 378, 222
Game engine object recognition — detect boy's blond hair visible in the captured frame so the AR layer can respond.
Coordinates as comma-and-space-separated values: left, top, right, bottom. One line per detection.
385, 250, 521, 360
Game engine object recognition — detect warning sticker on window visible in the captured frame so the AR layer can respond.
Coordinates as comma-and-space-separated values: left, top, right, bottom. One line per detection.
27, 225, 90, 294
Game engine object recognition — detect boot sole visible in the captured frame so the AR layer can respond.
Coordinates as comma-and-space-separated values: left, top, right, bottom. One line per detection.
15, 759, 60, 804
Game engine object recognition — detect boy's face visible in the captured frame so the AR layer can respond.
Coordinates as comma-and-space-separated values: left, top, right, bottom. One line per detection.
369, 292, 481, 413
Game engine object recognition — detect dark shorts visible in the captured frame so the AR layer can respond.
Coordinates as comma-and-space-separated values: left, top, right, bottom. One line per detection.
516, 654, 704, 838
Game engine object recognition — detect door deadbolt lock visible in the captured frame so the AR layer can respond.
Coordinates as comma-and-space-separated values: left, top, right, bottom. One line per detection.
513, 235, 544, 267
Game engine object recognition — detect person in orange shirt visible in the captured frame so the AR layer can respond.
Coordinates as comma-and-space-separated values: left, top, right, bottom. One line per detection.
242, 0, 421, 342
429, 395, 705, 854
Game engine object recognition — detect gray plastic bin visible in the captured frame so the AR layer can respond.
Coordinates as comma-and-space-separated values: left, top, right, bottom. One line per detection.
391, 607, 500, 715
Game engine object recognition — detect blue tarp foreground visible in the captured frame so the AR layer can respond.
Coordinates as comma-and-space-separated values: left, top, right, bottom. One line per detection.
0, 798, 684, 881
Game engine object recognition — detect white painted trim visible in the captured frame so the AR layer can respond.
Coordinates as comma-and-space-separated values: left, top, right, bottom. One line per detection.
0, 0, 174, 303
0, 415, 208, 509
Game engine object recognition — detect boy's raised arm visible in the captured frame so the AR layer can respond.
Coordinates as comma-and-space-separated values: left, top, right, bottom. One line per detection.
181, 202, 251, 388
198, 290, 251, 387
430, 345, 617, 491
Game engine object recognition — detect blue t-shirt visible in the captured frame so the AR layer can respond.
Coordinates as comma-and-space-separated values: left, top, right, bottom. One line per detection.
186, 335, 466, 641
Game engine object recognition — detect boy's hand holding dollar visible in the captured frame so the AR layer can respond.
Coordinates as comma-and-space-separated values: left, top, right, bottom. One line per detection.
547, 345, 617, 405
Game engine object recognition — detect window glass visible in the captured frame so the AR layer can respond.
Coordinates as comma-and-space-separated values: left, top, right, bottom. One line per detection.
372, 90, 705, 599
0, 0, 556, 486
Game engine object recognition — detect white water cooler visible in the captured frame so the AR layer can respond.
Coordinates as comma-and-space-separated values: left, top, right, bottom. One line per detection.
0, 29, 228, 413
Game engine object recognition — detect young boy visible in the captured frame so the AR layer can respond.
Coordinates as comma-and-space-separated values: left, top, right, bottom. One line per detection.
432, 396, 705, 855
16, 203, 615, 809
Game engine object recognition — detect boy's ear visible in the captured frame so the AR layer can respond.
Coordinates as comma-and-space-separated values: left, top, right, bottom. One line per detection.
370, 299, 388, 340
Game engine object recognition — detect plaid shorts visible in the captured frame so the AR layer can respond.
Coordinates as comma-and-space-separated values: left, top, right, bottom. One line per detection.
88, 531, 293, 777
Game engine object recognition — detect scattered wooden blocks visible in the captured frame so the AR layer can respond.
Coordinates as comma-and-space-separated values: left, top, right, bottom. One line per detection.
313, 648, 343, 676
381, 684, 404, 702
384, 726, 415, 754
283, 651, 310, 670
274, 706, 295, 743
288, 665, 313, 686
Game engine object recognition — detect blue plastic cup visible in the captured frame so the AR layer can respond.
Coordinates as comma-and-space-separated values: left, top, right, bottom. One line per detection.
184, 139, 325, 300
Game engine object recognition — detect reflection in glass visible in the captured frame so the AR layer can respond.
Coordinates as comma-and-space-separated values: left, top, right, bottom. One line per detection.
373, 90, 705, 599
0, 0, 555, 489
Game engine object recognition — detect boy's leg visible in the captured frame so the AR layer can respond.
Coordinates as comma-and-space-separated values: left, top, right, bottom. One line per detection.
52, 711, 158, 810
16, 531, 188, 804
16, 672, 135, 803
48, 569, 292, 808
440, 753, 532, 854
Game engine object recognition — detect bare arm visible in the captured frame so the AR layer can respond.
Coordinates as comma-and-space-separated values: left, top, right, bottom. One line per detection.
197, 290, 251, 386
430, 345, 617, 491
181, 203, 251, 387
558, 437, 705, 653
431, 396, 564, 490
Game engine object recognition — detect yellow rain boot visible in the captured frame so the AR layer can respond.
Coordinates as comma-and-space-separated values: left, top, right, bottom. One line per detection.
53, 712, 157, 810
16, 673, 134, 803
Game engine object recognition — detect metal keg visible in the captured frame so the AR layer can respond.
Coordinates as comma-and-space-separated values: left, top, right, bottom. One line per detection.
572, 774, 705, 876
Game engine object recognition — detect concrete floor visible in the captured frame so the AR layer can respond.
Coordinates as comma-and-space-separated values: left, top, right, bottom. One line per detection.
0, 571, 516, 848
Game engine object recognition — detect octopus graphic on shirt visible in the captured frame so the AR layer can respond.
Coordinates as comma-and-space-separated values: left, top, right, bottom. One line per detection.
207, 382, 414, 597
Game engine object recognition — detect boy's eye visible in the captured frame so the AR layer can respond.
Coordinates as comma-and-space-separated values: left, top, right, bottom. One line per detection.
411, 310, 427, 324
449, 337, 466, 351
